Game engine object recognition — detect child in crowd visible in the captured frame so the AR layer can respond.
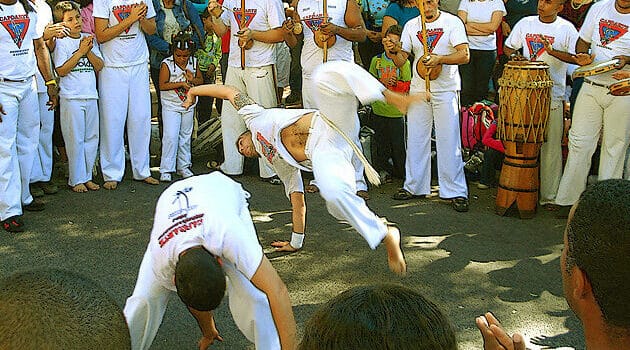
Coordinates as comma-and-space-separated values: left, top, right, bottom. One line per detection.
368, 25, 411, 182
53, 0, 104, 193
195, 9, 222, 124
158, 31, 203, 182
478, 120, 504, 189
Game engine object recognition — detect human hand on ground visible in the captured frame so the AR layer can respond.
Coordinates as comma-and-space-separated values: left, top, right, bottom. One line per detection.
476, 312, 527, 350
271, 240, 300, 252
198, 331, 223, 349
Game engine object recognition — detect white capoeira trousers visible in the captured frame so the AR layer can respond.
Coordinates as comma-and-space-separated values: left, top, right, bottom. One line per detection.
98, 63, 152, 182
30, 92, 55, 183
221, 65, 276, 178
60, 98, 99, 187
404, 91, 468, 199
555, 83, 630, 206
309, 61, 388, 249
0, 78, 39, 220
159, 109, 193, 173
539, 100, 563, 205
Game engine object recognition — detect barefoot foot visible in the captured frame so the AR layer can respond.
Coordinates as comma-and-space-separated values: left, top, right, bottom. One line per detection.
383, 224, 407, 276
86, 181, 100, 191
71, 184, 88, 193
142, 177, 160, 185
103, 181, 118, 190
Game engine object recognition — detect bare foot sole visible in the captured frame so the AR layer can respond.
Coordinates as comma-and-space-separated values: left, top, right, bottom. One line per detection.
71, 184, 88, 193
383, 224, 407, 276
141, 177, 160, 185
103, 181, 118, 190
86, 181, 100, 191
305, 184, 319, 193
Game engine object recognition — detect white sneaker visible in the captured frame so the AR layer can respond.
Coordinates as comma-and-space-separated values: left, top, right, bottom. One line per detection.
160, 173, 172, 182
178, 168, 194, 179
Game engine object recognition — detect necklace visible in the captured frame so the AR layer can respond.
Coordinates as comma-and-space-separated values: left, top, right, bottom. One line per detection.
570, 0, 590, 10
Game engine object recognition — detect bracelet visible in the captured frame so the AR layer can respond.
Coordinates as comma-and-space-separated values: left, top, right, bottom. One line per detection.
45, 79, 57, 86
290, 232, 304, 249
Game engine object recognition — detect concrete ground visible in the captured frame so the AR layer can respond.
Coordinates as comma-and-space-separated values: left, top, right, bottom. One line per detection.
0, 158, 584, 349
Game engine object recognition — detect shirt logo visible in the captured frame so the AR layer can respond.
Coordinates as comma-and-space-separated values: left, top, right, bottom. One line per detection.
256, 131, 277, 163
599, 19, 628, 46
525, 33, 554, 60
303, 13, 329, 32
113, 5, 133, 33
232, 8, 257, 27
416, 29, 443, 53
175, 86, 188, 102
0, 14, 30, 48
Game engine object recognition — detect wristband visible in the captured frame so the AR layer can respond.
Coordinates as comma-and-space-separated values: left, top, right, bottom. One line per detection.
290, 232, 304, 249
45, 79, 57, 86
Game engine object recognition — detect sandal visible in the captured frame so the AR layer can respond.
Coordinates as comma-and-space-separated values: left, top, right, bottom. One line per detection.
392, 188, 422, 200
305, 184, 319, 193
2, 216, 24, 232
356, 190, 370, 201
452, 197, 469, 212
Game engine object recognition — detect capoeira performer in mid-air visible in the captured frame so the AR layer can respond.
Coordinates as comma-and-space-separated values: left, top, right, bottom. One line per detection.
184, 61, 426, 276
124, 172, 297, 350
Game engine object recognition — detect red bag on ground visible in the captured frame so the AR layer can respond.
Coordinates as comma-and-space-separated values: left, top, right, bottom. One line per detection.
461, 102, 497, 151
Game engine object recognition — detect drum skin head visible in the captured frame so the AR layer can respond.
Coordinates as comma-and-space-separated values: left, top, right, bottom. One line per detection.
572, 59, 619, 79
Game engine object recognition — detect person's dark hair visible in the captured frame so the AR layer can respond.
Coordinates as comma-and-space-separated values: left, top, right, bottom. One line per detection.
175, 247, 226, 311
52, 1, 80, 23
385, 24, 403, 37
171, 31, 196, 54
565, 179, 630, 329
299, 284, 458, 350
0, 269, 131, 349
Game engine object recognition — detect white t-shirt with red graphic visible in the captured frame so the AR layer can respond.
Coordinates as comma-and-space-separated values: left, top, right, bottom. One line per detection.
401, 11, 468, 92
92, 0, 156, 67
298, 0, 354, 77
579, 0, 630, 84
159, 55, 197, 112
219, 0, 284, 68
0, 2, 42, 80
505, 16, 578, 100
458, 0, 506, 50
54, 33, 103, 99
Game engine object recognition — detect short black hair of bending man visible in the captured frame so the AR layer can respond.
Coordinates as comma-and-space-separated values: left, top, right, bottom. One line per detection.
299, 283, 458, 350
175, 246, 226, 311
565, 179, 630, 330
0, 268, 130, 349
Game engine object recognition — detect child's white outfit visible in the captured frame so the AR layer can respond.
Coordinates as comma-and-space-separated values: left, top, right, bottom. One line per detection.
53, 34, 102, 187
159, 55, 196, 177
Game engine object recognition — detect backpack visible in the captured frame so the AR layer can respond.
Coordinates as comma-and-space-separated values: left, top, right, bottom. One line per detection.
460, 101, 497, 151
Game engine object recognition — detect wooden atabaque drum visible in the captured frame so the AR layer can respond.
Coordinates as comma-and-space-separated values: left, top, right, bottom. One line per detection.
495, 61, 553, 219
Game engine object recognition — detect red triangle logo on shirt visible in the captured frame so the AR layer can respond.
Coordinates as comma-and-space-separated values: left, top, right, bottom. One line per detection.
113, 5, 133, 34
1, 15, 30, 49
598, 19, 628, 46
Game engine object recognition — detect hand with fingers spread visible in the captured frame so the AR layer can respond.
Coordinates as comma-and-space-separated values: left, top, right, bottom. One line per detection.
44, 23, 69, 40
476, 312, 527, 350
271, 240, 300, 252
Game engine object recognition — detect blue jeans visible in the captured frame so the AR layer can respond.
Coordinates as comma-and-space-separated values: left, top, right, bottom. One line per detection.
460, 49, 497, 107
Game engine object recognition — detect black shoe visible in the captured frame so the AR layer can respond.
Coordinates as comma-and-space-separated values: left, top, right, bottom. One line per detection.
23, 198, 45, 212
285, 91, 302, 105
452, 197, 469, 212
261, 176, 282, 185
40, 181, 59, 195
30, 184, 45, 198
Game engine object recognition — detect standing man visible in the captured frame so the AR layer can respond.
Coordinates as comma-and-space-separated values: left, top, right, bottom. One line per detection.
0, 0, 58, 232
554, 0, 630, 208
93, 0, 159, 190
503, 0, 592, 207
389, 0, 471, 212
207, 0, 284, 183
124, 172, 297, 350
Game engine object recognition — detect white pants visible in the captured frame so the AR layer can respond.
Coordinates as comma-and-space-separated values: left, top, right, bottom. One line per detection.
555, 83, 630, 206
308, 61, 388, 249
60, 98, 99, 187
159, 108, 193, 173
0, 78, 39, 220
404, 91, 468, 199
220, 65, 276, 178
98, 64, 152, 182
539, 100, 563, 204
30, 92, 55, 183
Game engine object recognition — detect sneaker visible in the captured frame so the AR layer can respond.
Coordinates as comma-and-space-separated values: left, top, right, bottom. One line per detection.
261, 175, 282, 185
23, 198, 45, 212
477, 183, 490, 190
30, 184, 45, 198
160, 173, 172, 182
39, 181, 59, 195
2, 215, 24, 232
178, 168, 194, 179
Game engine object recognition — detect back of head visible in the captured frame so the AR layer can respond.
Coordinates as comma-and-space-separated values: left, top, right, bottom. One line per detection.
299, 284, 458, 350
0, 269, 131, 350
566, 179, 630, 330
175, 247, 226, 311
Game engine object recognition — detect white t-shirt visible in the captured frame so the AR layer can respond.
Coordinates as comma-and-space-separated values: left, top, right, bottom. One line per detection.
578, 0, 630, 84
33, 0, 52, 92
298, 0, 354, 77
159, 55, 197, 112
92, 0, 156, 67
458, 0, 505, 50
505, 16, 578, 100
219, 0, 284, 68
239, 103, 314, 198
0, 2, 42, 80
54, 34, 102, 99
149, 172, 264, 290
401, 11, 468, 92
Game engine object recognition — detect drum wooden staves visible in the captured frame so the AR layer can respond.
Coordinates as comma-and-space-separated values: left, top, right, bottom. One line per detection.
495, 61, 553, 219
